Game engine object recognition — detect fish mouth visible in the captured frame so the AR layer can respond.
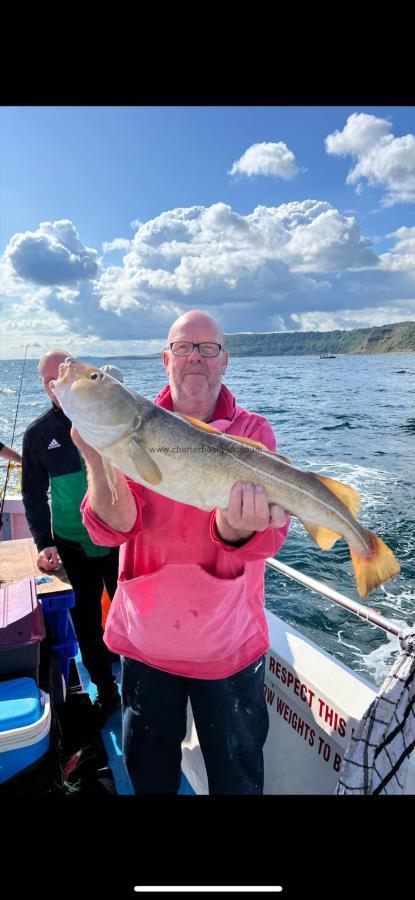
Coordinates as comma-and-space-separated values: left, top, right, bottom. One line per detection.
51, 358, 84, 393
58, 357, 77, 375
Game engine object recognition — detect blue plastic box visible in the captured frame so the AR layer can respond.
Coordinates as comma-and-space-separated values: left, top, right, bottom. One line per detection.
40, 590, 75, 644
0, 677, 51, 784
52, 614, 78, 684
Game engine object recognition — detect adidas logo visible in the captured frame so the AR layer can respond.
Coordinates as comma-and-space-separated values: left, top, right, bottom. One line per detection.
47, 439, 61, 450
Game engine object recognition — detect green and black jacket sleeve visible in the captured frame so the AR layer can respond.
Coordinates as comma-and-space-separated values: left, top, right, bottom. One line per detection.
22, 424, 54, 551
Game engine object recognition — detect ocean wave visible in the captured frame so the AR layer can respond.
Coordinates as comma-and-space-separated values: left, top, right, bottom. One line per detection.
399, 418, 415, 433
358, 633, 403, 687
321, 422, 356, 431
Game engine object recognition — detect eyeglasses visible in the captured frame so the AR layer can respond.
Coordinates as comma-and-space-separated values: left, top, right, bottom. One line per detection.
168, 341, 223, 358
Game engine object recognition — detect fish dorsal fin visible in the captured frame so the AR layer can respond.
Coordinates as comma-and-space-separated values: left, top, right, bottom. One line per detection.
266, 450, 293, 466
228, 436, 293, 466
227, 433, 270, 451
180, 414, 293, 462
179, 414, 222, 435
313, 474, 361, 517
128, 435, 162, 485
299, 518, 342, 551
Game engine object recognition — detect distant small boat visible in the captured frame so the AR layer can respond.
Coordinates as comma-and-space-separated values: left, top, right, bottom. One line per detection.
320, 353, 336, 359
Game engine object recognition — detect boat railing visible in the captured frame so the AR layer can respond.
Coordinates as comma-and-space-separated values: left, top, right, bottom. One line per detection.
266, 557, 402, 638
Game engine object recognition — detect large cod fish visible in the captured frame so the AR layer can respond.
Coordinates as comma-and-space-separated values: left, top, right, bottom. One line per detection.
51, 359, 400, 599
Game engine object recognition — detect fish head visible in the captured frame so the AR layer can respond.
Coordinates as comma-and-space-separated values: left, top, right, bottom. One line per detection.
50, 358, 139, 449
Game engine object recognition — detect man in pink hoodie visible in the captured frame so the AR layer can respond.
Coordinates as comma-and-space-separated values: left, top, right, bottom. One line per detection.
73, 310, 290, 794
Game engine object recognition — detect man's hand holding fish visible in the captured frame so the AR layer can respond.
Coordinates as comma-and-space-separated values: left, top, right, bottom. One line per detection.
216, 482, 289, 544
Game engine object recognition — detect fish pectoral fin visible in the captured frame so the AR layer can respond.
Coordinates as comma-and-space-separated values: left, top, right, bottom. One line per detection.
299, 518, 342, 550
127, 436, 162, 485
102, 456, 118, 505
312, 474, 361, 517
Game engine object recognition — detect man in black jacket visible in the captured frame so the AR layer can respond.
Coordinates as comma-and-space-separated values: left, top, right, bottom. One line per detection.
22, 349, 120, 723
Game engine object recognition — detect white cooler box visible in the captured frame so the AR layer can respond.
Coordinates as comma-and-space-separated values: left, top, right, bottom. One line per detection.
0, 676, 51, 784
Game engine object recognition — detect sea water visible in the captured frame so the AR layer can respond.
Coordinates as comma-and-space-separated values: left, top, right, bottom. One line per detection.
1, 352, 414, 688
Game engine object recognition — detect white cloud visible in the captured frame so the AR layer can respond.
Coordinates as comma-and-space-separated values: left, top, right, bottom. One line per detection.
271, 202, 377, 272
292, 301, 415, 331
76, 201, 381, 334
102, 238, 131, 254
6, 220, 98, 285
325, 113, 415, 206
379, 227, 415, 272
2, 200, 415, 352
0, 254, 28, 298
325, 113, 391, 156
128, 199, 376, 279
229, 141, 301, 180
55, 288, 80, 304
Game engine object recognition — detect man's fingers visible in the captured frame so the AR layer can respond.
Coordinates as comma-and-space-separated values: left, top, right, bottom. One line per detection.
224, 484, 288, 532
241, 483, 255, 523
225, 483, 270, 531
269, 504, 289, 528
252, 485, 272, 529
39, 559, 55, 571
38, 547, 62, 571
71, 426, 88, 451
70, 426, 81, 446
226, 482, 243, 525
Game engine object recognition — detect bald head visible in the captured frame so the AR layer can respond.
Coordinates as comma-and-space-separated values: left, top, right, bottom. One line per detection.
38, 349, 71, 378
39, 349, 71, 406
162, 310, 228, 421
167, 310, 225, 347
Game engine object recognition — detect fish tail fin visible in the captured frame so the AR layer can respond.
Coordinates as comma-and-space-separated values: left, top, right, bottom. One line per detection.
349, 530, 400, 598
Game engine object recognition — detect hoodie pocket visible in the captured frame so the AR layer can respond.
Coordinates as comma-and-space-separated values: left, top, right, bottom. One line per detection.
112, 562, 257, 663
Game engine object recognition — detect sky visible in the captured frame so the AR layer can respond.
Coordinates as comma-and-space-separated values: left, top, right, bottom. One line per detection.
1, 104, 415, 359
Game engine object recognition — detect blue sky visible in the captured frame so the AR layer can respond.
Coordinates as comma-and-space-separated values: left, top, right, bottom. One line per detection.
1, 104, 414, 358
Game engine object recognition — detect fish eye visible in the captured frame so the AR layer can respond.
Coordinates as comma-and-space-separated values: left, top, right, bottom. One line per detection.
89, 372, 102, 380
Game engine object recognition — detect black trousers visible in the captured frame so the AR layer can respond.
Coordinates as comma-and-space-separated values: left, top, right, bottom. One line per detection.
121, 655, 269, 795
54, 537, 119, 692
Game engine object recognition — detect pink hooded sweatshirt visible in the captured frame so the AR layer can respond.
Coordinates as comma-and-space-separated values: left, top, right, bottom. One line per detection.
81, 383, 290, 679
